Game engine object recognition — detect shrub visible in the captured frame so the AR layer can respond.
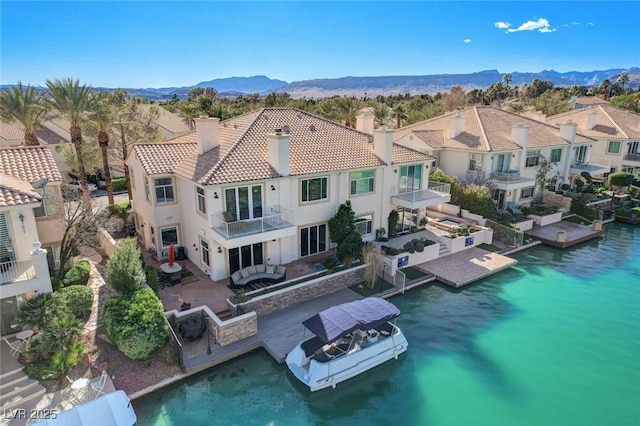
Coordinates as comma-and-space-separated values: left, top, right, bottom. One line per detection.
51, 276, 63, 292
387, 210, 399, 237
413, 240, 425, 252
320, 256, 340, 273
107, 238, 146, 295
63, 260, 91, 287
145, 265, 159, 294
16, 293, 63, 332
111, 177, 127, 192
105, 203, 129, 221
52, 285, 93, 319
103, 288, 168, 360
403, 241, 415, 253
336, 231, 363, 261
328, 201, 356, 246
229, 293, 250, 304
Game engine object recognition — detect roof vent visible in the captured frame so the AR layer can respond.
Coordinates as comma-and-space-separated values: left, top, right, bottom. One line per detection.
282, 125, 291, 134
233, 124, 238, 129
297, 113, 303, 119
309, 125, 316, 132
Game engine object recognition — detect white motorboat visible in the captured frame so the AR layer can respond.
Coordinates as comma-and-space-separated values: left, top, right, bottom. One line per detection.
286, 297, 408, 392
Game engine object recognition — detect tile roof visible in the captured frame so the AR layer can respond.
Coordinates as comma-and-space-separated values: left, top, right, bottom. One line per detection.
549, 104, 640, 139
395, 106, 594, 153
138, 104, 191, 136
138, 108, 386, 185
132, 141, 197, 176
392, 145, 434, 165
34, 126, 68, 145
0, 146, 63, 183
0, 122, 24, 141
0, 173, 42, 207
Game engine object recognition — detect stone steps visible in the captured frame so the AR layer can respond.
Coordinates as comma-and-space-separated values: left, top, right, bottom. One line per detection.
438, 243, 450, 257
215, 309, 233, 321
0, 368, 46, 412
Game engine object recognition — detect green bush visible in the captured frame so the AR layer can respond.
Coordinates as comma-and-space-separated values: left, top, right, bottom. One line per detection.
320, 256, 340, 273
107, 238, 146, 295
103, 288, 168, 360
63, 260, 91, 287
52, 285, 93, 319
51, 276, 63, 292
16, 293, 63, 332
403, 241, 415, 253
413, 241, 425, 252
145, 265, 159, 294
111, 177, 127, 192
229, 294, 249, 304
105, 203, 129, 221
336, 231, 363, 261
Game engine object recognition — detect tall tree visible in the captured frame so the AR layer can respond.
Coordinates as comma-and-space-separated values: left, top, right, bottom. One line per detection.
372, 102, 390, 128
0, 82, 49, 146
176, 101, 198, 130
502, 73, 512, 97
86, 92, 116, 204
391, 103, 407, 129
45, 78, 96, 209
617, 73, 629, 91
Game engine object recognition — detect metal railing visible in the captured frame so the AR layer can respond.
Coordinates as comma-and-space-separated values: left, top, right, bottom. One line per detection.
571, 156, 611, 171
379, 263, 407, 294
394, 182, 451, 203
490, 171, 534, 183
428, 181, 451, 195
0, 259, 36, 285
211, 205, 294, 239
623, 152, 640, 163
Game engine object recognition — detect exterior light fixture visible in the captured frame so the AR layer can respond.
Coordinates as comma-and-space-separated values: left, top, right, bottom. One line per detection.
271, 185, 276, 191
214, 192, 219, 199
217, 247, 222, 254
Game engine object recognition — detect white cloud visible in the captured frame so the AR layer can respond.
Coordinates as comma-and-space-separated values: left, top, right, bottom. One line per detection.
464, 38, 472, 43
587, 22, 595, 26
496, 18, 556, 33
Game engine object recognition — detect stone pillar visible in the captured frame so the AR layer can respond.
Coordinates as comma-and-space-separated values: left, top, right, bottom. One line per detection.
592, 220, 602, 231
556, 231, 566, 243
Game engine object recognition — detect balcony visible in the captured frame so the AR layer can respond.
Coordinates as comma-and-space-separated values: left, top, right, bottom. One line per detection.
1, 259, 35, 286
211, 206, 296, 249
570, 156, 611, 176
490, 170, 535, 190
392, 182, 451, 209
622, 152, 640, 166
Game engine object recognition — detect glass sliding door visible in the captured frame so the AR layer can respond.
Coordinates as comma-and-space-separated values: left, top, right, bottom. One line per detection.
574, 146, 588, 164
225, 185, 263, 221
492, 154, 509, 173
229, 243, 264, 274
396, 207, 418, 234
300, 224, 327, 257
399, 165, 422, 193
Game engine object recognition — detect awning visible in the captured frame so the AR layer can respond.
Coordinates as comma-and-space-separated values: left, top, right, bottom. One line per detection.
302, 297, 400, 344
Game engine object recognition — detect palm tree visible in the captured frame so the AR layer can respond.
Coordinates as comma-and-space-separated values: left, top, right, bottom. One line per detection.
45, 78, 96, 208
176, 101, 199, 130
618, 73, 629, 91
502, 73, 512, 98
372, 103, 390, 128
0, 82, 49, 146
87, 92, 116, 204
391, 104, 407, 129
334, 97, 360, 127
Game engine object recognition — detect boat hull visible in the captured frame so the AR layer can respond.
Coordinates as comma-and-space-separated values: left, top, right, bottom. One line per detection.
286, 328, 408, 392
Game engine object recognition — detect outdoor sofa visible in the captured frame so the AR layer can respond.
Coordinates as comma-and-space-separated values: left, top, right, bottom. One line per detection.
229, 264, 286, 288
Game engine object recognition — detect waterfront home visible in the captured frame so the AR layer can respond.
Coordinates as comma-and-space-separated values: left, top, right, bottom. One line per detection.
0, 146, 60, 335
126, 108, 451, 282
548, 104, 640, 182
393, 106, 596, 209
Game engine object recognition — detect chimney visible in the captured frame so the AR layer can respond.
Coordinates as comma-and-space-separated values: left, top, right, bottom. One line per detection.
356, 111, 375, 135
194, 116, 220, 155
511, 122, 530, 148
373, 128, 394, 165
559, 119, 578, 142
533, 112, 546, 123
267, 129, 290, 176
448, 112, 465, 138
586, 110, 598, 130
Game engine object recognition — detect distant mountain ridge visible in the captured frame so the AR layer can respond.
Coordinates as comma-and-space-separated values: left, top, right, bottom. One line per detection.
2, 68, 637, 100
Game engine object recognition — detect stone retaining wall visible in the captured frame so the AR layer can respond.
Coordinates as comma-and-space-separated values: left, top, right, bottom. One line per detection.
231, 265, 366, 317
98, 227, 118, 259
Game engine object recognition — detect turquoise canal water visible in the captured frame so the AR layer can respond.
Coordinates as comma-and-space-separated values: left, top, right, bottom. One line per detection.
134, 223, 640, 426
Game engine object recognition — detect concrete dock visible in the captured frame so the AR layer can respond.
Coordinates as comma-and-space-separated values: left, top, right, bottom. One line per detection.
525, 221, 604, 248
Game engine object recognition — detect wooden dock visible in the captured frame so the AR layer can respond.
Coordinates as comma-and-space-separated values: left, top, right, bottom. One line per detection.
525, 221, 604, 248
417, 247, 518, 288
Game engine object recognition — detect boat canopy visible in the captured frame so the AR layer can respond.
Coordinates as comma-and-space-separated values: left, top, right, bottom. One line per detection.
302, 297, 400, 344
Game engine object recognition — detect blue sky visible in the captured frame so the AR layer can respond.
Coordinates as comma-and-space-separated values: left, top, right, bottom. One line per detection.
1, 1, 638, 88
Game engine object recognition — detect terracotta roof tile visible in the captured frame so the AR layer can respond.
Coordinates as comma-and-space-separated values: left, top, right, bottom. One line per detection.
0, 146, 62, 183
34, 126, 68, 145
549, 104, 640, 139
132, 142, 197, 176
392, 145, 434, 164
0, 122, 24, 141
0, 173, 42, 207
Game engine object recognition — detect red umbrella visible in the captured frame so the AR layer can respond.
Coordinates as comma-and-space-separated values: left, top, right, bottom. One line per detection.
168, 243, 175, 267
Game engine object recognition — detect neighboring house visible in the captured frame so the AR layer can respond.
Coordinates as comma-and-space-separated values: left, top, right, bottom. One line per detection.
0, 147, 61, 335
0, 146, 65, 270
548, 104, 640, 182
572, 96, 609, 110
138, 104, 192, 140
393, 106, 596, 209
126, 108, 450, 282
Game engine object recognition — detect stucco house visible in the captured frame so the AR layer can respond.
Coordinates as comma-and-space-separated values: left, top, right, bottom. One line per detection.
126, 108, 450, 282
0, 146, 61, 335
548, 104, 640, 182
393, 106, 597, 209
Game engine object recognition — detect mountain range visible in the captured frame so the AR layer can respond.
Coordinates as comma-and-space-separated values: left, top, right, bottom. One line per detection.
3, 68, 638, 100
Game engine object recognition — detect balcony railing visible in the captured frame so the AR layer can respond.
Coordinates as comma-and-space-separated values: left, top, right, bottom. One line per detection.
0, 259, 35, 285
623, 153, 640, 163
394, 182, 451, 203
570, 156, 611, 174
211, 206, 294, 239
491, 170, 534, 183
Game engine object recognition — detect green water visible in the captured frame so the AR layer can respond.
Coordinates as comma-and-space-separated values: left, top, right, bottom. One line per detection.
134, 223, 640, 426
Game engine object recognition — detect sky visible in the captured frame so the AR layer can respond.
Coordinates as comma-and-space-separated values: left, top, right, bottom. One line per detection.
1, 1, 638, 89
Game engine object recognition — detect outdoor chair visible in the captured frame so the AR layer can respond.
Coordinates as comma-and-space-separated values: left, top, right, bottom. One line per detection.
3, 337, 23, 357
507, 202, 523, 215
91, 370, 109, 397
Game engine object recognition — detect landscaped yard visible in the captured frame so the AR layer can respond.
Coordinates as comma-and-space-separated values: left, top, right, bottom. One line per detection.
349, 278, 394, 297
400, 266, 429, 280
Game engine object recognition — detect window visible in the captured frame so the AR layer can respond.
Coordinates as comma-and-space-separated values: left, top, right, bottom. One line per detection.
196, 187, 206, 215
399, 165, 422, 192
622, 166, 635, 173
225, 185, 262, 220
574, 146, 588, 164
300, 224, 327, 257
155, 178, 174, 203
200, 239, 210, 266
34, 187, 58, 218
144, 176, 150, 202
469, 154, 483, 171
521, 187, 535, 199
160, 226, 178, 248
607, 141, 621, 154
350, 170, 375, 196
355, 214, 373, 236
604, 167, 617, 178
550, 148, 562, 163
526, 150, 540, 167
301, 177, 328, 202
629, 141, 639, 154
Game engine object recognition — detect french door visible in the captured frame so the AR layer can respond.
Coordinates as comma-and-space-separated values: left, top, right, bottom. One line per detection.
229, 243, 263, 274
574, 146, 588, 164
492, 154, 509, 173
399, 165, 422, 193
225, 185, 263, 221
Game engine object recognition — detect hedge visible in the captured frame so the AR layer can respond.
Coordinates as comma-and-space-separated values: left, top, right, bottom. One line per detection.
63, 260, 91, 287
52, 285, 93, 319
103, 288, 169, 360
145, 265, 159, 294
111, 177, 127, 192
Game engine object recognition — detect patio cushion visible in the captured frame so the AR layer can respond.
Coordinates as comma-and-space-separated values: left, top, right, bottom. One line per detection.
255, 264, 266, 273
241, 269, 250, 279
266, 265, 275, 274
275, 265, 286, 275
246, 265, 257, 275
231, 271, 242, 282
